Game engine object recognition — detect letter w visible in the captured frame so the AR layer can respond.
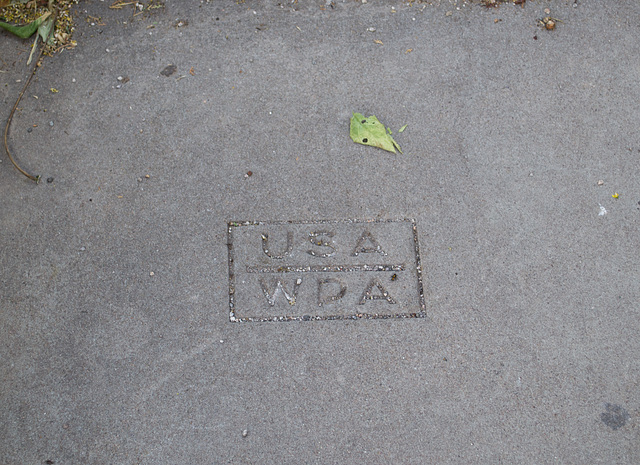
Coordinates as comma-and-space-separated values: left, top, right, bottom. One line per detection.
259, 277, 302, 306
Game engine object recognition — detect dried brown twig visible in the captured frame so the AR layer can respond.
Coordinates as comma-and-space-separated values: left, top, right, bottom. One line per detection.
2, 3, 58, 182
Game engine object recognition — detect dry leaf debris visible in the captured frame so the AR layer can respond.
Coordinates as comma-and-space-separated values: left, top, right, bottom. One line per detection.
0, 0, 79, 54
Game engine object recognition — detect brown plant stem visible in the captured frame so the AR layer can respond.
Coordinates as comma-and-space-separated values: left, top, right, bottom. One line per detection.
3, 8, 57, 182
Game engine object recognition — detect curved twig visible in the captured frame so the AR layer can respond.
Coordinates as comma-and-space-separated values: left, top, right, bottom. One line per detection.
3, 9, 57, 183
3, 43, 46, 182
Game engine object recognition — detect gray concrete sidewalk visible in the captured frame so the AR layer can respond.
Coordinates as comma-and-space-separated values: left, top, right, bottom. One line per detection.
1, 0, 639, 463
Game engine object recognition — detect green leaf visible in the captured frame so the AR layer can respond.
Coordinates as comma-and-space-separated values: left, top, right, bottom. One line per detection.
0, 11, 51, 39
38, 16, 55, 44
398, 124, 408, 133
350, 112, 402, 154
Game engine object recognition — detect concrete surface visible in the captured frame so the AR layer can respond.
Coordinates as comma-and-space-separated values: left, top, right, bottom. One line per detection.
1, 0, 639, 463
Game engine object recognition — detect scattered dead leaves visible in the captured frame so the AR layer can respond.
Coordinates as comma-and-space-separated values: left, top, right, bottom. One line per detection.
109, 0, 164, 18
0, 0, 79, 55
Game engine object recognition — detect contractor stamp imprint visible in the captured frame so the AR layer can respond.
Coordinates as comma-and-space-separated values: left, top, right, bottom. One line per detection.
227, 219, 426, 322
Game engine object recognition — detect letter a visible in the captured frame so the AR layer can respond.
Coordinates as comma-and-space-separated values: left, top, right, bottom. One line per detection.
261, 231, 293, 259
358, 278, 397, 305
351, 230, 387, 256
259, 277, 302, 306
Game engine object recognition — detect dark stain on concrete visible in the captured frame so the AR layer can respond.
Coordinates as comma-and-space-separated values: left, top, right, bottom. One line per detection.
600, 403, 629, 430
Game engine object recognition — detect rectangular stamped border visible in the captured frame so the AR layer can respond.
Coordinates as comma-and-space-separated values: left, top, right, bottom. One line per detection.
227, 218, 426, 322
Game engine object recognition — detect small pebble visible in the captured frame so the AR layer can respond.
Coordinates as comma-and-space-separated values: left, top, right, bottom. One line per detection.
366, 27, 376, 32
27, 128, 33, 133
597, 180, 604, 186
117, 76, 123, 81
145, 174, 150, 178
137, 177, 143, 182
47, 177, 54, 183
242, 429, 249, 437
149, 271, 155, 276
80, 246, 85, 251
49, 121, 54, 127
